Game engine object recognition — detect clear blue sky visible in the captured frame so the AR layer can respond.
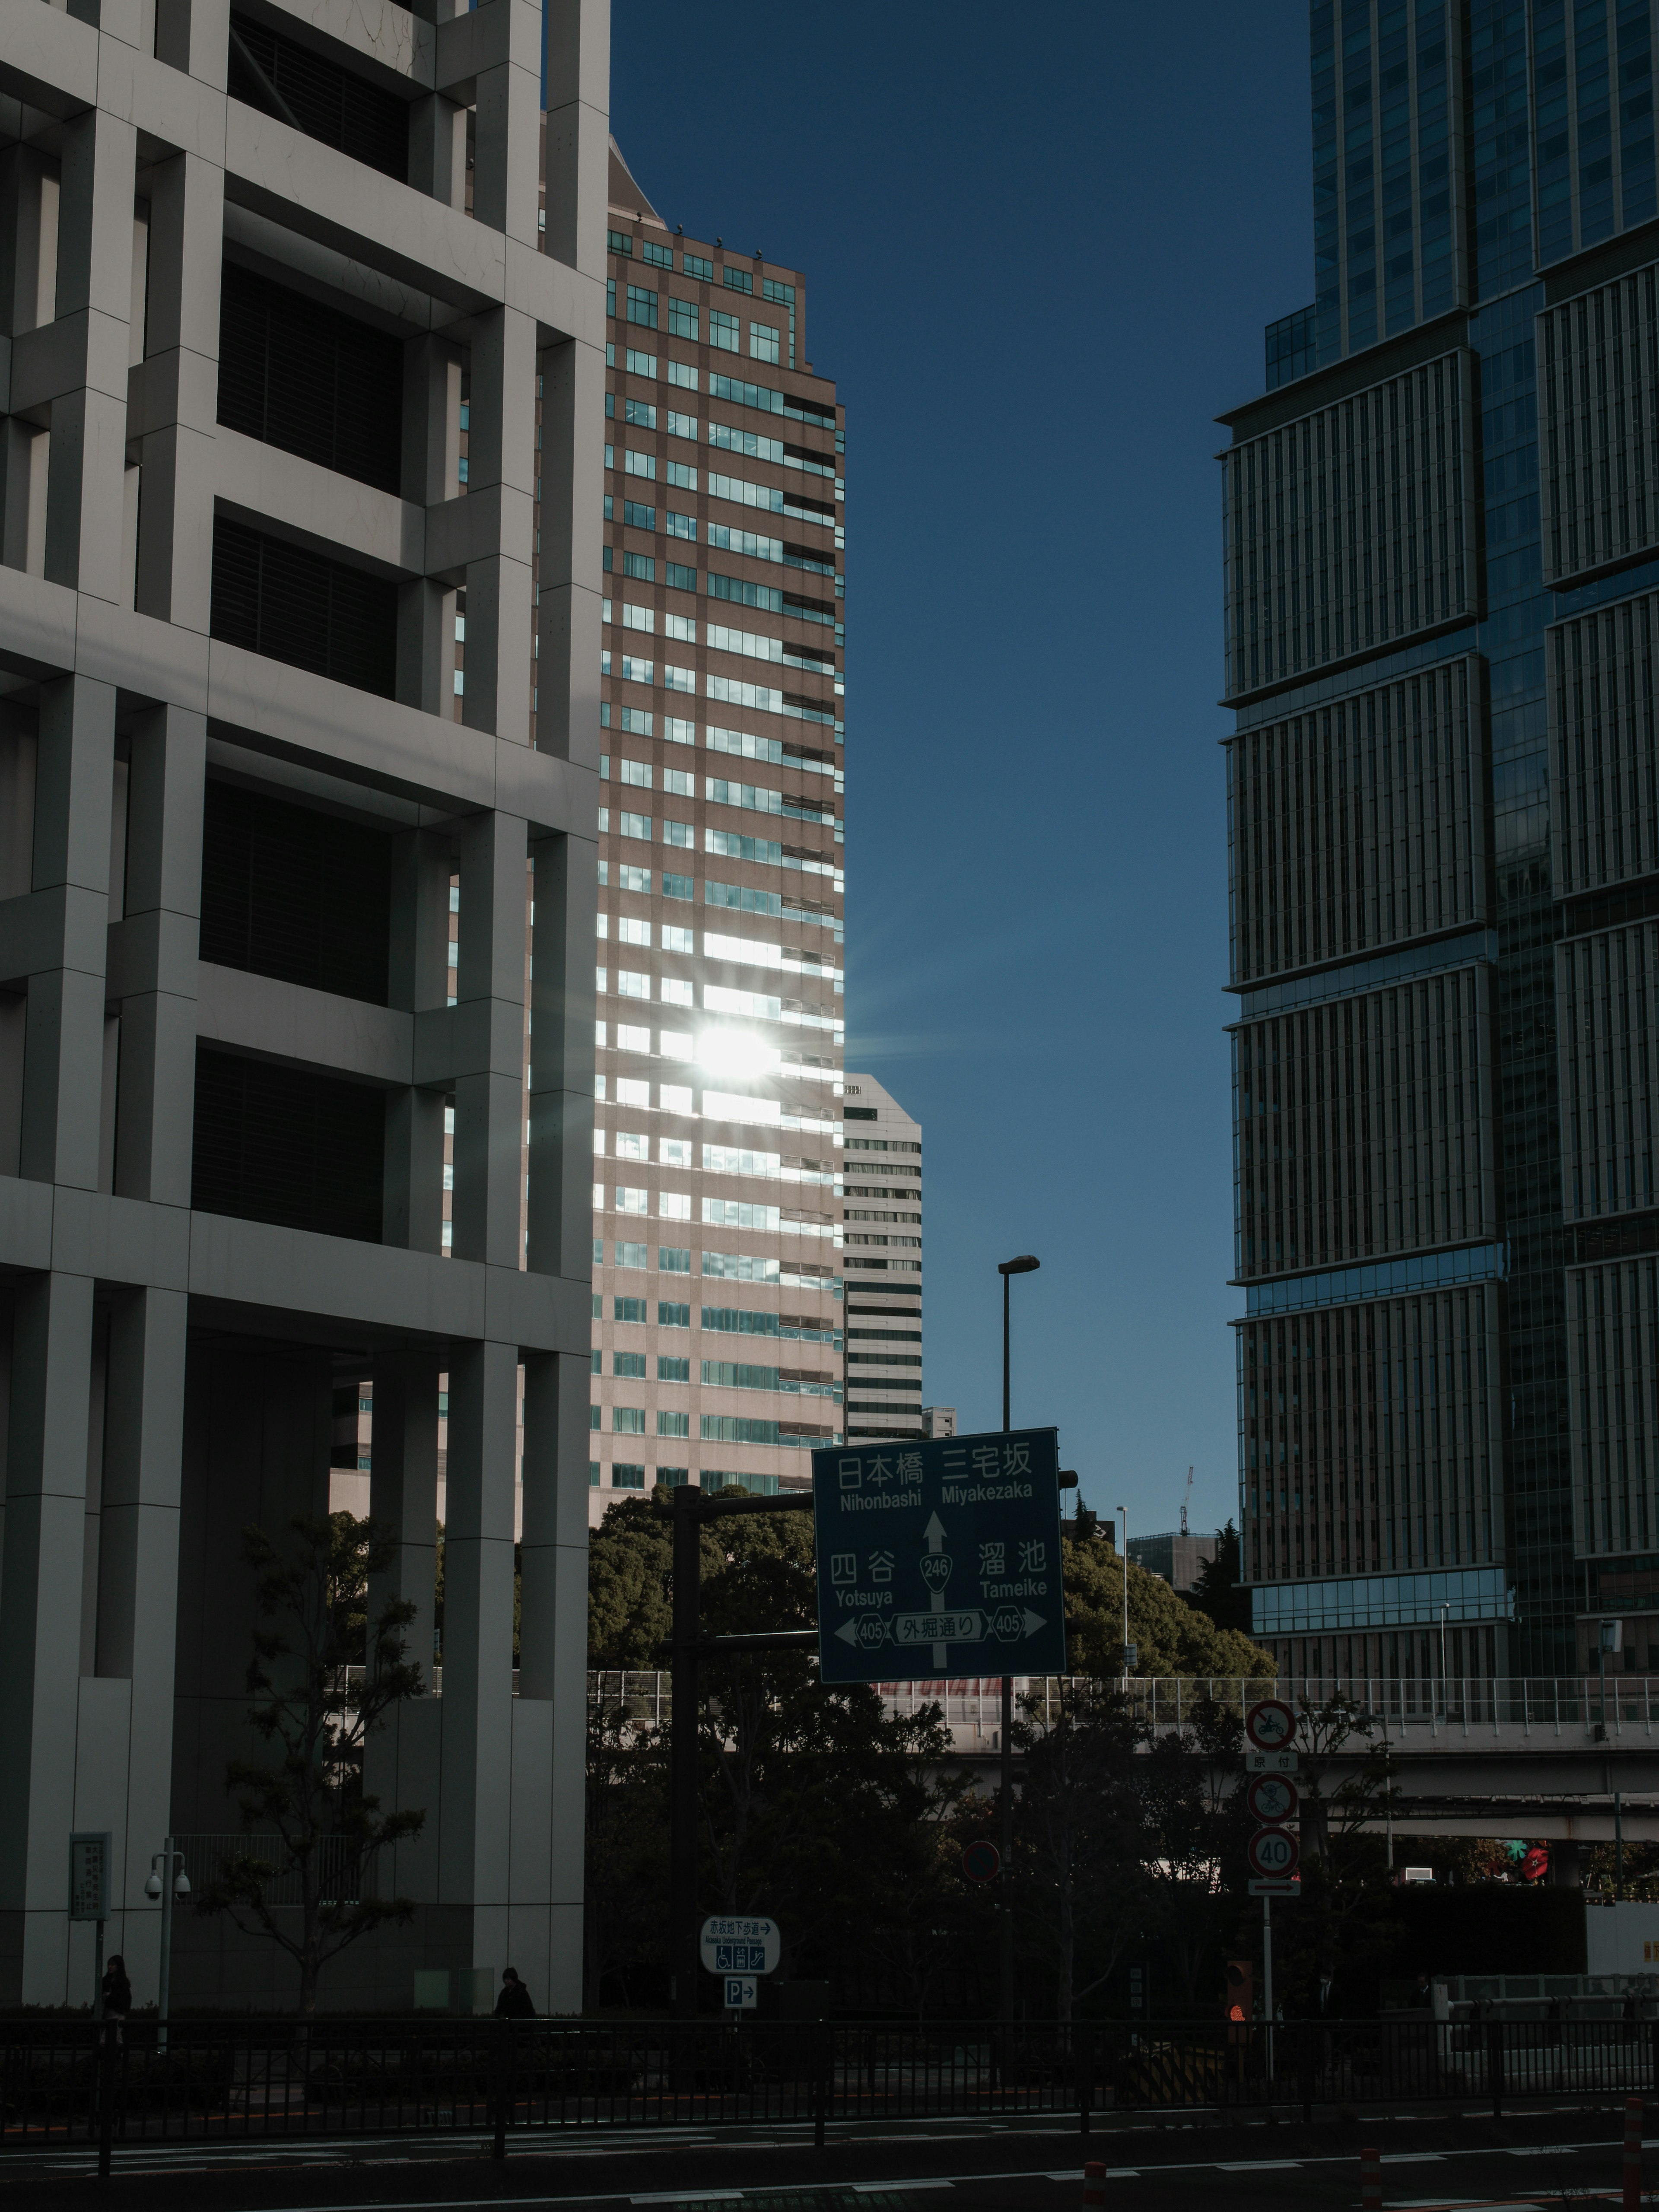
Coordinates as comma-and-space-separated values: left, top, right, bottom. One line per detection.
609, 3, 1313, 1544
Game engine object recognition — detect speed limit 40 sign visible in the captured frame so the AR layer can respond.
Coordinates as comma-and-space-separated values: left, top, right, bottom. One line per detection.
1247, 1826, 1300, 1880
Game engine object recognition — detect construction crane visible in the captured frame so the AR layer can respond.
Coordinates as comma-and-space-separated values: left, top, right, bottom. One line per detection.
1179, 1465, 1193, 1536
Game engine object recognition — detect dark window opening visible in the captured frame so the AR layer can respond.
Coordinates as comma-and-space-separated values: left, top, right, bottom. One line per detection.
211, 517, 397, 699
200, 779, 391, 1004
228, 11, 407, 182
192, 1047, 385, 1244
218, 262, 402, 495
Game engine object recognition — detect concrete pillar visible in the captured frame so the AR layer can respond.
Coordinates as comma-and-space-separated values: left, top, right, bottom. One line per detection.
527, 829, 596, 1280
366, 1346, 442, 1687
1550, 1838, 1586, 1887
114, 704, 204, 1207
451, 809, 528, 1268
439, 1335, 519, 1972
44, 105, 135, 602
95, 1286, 188, 2003
134, 151, 222, 632
543, 0, 610, 278
0, 1269, 95, 2003
518, 1348, 589, 2006
534, 337, 605, 766
400, 336, 461, 712
384, 830, 451, 1252
22, 675, 114, 1191
470, 0, 543, 245
461, 308, 537, 741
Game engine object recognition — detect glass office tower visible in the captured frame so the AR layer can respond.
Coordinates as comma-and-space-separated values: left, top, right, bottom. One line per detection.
1227, 0, 1659, 1684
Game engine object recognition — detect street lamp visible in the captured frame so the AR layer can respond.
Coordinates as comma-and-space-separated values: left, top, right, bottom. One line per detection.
145, 1841, 191, 2053
995, 1253, 1039, 2076
1119, 1506, 1132, 1686
998, 1255, 1040, 1431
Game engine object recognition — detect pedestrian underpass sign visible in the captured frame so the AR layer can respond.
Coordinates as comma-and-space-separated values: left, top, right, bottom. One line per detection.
810, 1427, 1066, 1684
699, 1916, 780, 1976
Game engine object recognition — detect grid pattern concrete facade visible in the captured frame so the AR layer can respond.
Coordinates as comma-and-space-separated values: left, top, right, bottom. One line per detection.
585, 150, 844, 1518
0, 0, 605, 2010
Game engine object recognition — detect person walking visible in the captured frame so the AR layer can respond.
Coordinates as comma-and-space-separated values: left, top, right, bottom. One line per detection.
101, 1955, 132, 2043
494, 1967, 535, 2019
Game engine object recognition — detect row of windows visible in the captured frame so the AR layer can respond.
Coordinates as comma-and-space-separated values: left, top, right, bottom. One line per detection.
608, 280, 784, 364
606, 232, 793, 304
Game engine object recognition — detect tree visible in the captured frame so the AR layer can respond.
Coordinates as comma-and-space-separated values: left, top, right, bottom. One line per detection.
1189, 1523, 1253, 1637
196, 1513, 426, 2016
1138, 1690, 1254, 2006
1060, 1524, 1275, 1680
1275, 1691, 1401, 2015
1010, 1680, 1150, 2020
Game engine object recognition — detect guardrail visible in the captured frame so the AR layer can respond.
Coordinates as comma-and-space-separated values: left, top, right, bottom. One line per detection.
10, 2015, 1659, 2160
588, 1672, 1659, 1738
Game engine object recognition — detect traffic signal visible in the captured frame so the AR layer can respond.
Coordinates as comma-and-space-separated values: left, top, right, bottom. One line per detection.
1225, 1958, 1254, 2033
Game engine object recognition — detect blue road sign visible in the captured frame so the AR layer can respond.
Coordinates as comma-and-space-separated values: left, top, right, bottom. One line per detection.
810, 1427, 1066, 1684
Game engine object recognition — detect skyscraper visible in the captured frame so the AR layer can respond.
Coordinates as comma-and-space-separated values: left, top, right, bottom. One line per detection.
1227, 0, 1659, 1688
841, 1072, 925, 1443
0, 0, 604, 2008
588, 148, 846, 1518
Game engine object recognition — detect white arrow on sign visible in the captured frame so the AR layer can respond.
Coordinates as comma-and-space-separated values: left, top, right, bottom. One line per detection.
924, 1513, 947, 1552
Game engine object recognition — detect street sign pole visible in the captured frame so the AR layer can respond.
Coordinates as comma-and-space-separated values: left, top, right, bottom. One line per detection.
1265, 1900, 1278, 2082
998, 1671, 1014, 2081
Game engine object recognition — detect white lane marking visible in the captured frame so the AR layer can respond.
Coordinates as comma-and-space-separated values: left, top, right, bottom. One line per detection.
1217, 2158, 1301, 2170
1380, 2152, 1447, 2163
851, 2184, 954, 2194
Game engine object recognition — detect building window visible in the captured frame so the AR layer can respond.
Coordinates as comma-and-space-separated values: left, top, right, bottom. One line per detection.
613, 1408, 646, 1434
683, 252, 713, 281
607, 229, 634, 257
611, 1463, 646, 1487
722, 266, 754, 295
626, 285, 658, 330
658, 1410, 691, 1436
668, 298, 698, 341
750, 322, 780, 365
642, 240, 673, 269
709, 309, 740, 353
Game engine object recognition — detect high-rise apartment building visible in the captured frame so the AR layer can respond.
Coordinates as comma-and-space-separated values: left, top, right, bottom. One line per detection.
588, 148, 845, 1518
841, 1074, 924, 1443
0, 0, 604, 2008
1227, 0, 1659, 1685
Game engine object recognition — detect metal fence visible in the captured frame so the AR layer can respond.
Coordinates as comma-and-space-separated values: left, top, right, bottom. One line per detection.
10, 2015, 1659, 2162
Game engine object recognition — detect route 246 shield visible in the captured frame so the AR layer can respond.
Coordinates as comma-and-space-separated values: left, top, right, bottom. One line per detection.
1247, 1826, 1300, 1880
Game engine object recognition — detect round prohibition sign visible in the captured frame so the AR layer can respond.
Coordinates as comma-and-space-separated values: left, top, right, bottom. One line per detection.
1247, 1826, 1300, 1880
961, 1841, 1001, 1883
1245, 1698, 1296, 1751
1245, 1772, 1299, 1825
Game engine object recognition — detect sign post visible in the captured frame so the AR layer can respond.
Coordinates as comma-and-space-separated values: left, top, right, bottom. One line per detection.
69, 1833, 111, 2019
810, 1427, 1065, 1682
1245, 1700, 1299, 2082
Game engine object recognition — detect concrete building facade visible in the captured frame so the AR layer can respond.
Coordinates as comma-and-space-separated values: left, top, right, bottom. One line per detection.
0, 0, 605, 2010
586, 151, 845, 1519
840, 1072, 922, 1445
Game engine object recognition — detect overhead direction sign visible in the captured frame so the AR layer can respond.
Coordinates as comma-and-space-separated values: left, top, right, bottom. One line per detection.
811, 1427, 1065, 1684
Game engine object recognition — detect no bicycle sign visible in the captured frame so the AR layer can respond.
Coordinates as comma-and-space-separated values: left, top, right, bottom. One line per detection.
810, 1427, 1066, 1684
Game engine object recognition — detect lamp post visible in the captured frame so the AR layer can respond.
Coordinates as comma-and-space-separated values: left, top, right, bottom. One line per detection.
145, 1841, 191, 2053
996, 1254, 1039, 2069
1119, 1506, 1131, 1687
